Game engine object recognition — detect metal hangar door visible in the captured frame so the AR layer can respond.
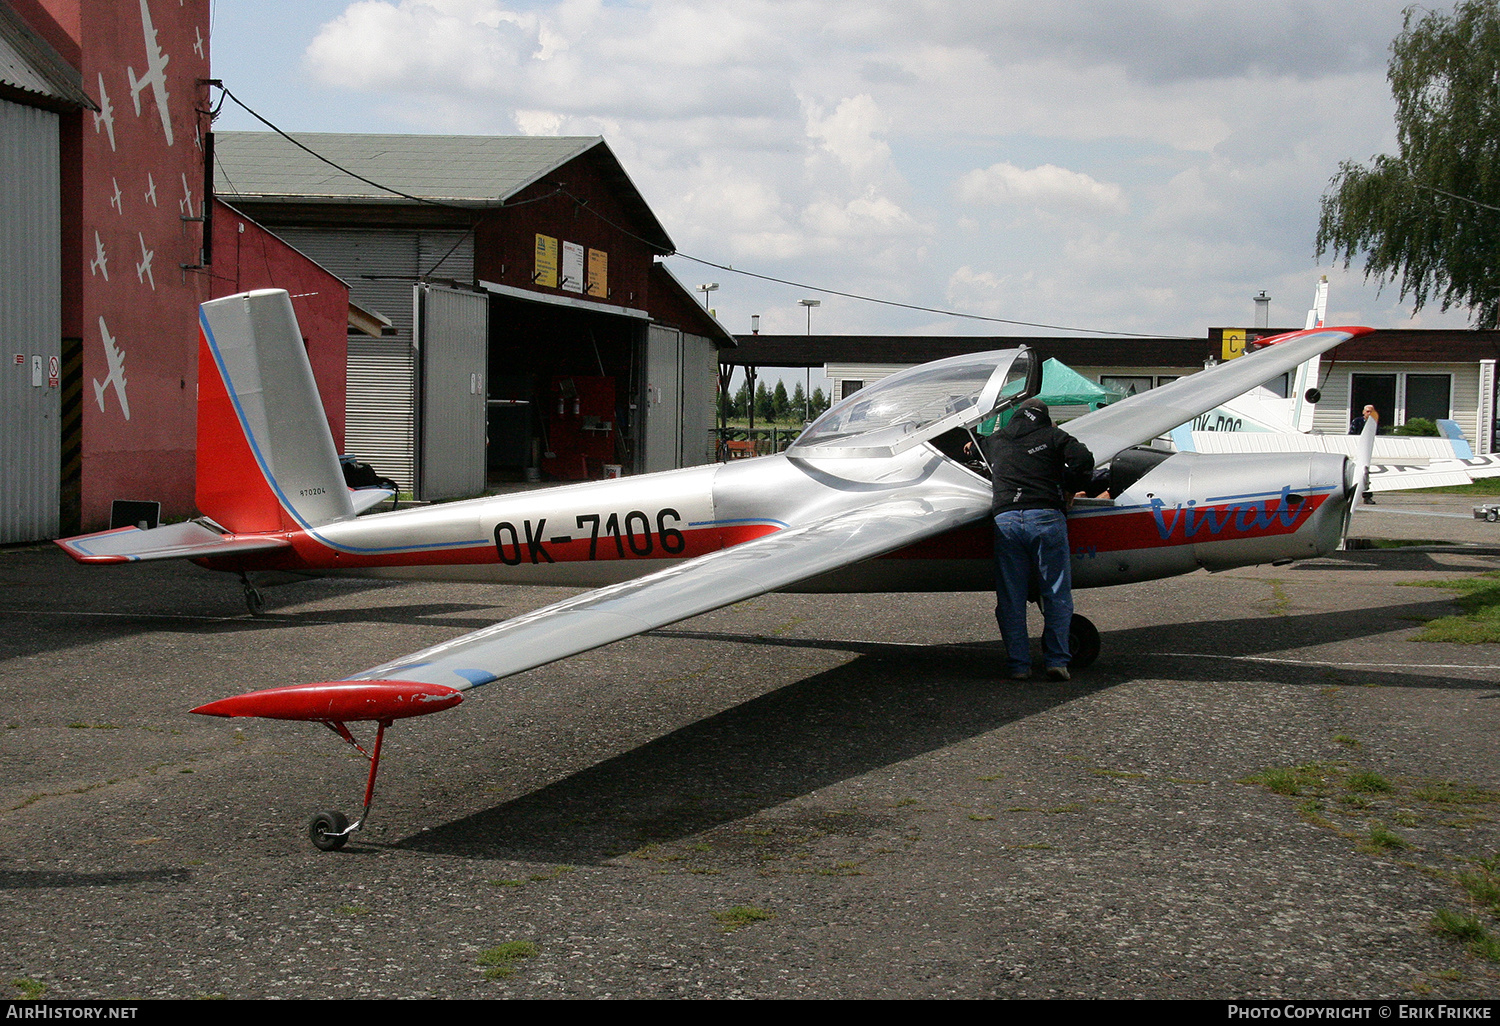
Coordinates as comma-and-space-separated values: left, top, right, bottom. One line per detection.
414, 283, 489, 500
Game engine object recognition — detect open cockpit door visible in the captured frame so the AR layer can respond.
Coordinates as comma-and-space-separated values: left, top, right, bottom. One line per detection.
785, 348, 1037, 460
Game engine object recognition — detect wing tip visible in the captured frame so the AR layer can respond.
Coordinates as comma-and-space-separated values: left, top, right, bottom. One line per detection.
192, 679, 464, 721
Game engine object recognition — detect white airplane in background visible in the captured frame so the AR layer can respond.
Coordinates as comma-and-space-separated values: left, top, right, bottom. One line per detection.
1170, 278, 1500, 491
127, 0, 173, 146
92, 317, 130, 420
92, 73, 116, 151
135, 233, 155, 290
89, 232, 108, 280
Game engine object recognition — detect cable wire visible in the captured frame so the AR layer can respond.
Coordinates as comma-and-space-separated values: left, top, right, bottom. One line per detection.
214, 86, 1197, 340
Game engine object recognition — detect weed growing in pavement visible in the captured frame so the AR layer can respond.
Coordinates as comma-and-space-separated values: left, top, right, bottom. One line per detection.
478, 941, 538, 979
1430, 910, 1500, 963
714, 905, 775, 932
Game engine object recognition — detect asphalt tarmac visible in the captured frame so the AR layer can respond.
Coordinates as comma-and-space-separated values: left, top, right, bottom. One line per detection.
1, 495, 1498, 999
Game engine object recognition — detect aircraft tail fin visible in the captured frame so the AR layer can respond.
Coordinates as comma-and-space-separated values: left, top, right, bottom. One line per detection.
196, 290, 354, 534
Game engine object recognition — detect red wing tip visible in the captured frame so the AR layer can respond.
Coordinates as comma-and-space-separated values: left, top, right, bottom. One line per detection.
1258, 325, 1373, 345
192, 679, 464, 722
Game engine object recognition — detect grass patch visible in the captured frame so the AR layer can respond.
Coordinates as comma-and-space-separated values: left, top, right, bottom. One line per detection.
1414, 478, 1500, 495
1242, 763, 1339, 796
1401, 572, 1500, 643
1360, 820, 1409, 853
10, 979, 44, 1000
1431, 910, 1500, 963
1347, 770, 1395, 794
1457, 868, 1500, 914
478, 941, 538, 979
713, 905, 774, 932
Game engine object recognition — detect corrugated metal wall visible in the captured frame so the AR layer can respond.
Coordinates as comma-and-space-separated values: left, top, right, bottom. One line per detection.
0, 99, 61, 543
680, 331, 720, 466
271, 227, 473, 493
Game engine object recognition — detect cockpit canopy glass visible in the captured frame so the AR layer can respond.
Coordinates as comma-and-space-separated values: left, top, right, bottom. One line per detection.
786, 348, 1034, 459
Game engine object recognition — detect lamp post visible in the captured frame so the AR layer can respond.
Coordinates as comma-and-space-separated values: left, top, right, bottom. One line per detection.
799, 299, 820, 421
697, 283, 719, 312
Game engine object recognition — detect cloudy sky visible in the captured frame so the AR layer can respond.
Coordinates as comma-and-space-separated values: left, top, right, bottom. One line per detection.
208, 0, 1472, 345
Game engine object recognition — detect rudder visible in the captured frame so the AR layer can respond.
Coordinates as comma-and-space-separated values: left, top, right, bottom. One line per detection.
196, 290, 353, 533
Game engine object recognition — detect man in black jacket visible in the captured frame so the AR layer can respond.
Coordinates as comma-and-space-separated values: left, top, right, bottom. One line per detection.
978, 398, 1094, 681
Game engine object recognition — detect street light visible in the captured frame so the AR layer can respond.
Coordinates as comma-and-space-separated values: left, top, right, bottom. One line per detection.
698, 283, 719, 311
799, 299, 820, 420
799, 298, 820, 333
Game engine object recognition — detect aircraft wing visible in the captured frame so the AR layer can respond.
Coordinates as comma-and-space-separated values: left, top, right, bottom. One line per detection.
56, 521, 291, 564
1064, 327, 1371, 465
342, 488, 993, 692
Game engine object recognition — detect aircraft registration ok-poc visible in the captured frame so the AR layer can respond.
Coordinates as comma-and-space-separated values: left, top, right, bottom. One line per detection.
57, 290, 1372, 850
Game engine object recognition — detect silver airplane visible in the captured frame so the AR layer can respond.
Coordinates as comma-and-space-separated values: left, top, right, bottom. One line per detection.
58, 290, 1372, 849
126, 0, 172, 146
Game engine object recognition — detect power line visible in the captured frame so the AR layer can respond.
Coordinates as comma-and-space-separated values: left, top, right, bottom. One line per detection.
215, 86, 1195, 340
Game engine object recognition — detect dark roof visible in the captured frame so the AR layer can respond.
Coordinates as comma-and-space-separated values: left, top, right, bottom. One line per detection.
214, 132, 673, 252
0, 2, 94, 112
725, 334, 1213, 368
1215, 327, 1500, 363
730, 328, 1500, 369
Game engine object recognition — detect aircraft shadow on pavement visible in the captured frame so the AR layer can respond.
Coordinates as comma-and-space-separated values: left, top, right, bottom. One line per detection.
400, 644, 1094, 863
400, 594, 1496, 863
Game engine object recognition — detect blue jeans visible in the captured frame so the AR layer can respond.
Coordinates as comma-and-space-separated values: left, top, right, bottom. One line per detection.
993, 508, 1073, 673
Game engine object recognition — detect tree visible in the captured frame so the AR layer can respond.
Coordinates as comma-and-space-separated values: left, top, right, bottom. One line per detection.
772, 381, 790, 422
1316, 0, 1500, 326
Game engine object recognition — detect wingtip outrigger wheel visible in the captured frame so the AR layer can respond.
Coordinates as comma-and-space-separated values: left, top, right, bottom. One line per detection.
309, 810, 350, 851
191, 680, 464, 851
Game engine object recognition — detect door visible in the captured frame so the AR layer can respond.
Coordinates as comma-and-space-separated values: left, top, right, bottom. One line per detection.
415, 284, 489, 499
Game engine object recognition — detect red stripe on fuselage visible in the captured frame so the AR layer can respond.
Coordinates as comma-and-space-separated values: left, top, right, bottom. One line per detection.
880, 493, 1328, 561
197, 521, 783, 573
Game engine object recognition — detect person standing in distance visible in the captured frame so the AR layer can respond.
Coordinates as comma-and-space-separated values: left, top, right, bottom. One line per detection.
979, 398, 1094, 682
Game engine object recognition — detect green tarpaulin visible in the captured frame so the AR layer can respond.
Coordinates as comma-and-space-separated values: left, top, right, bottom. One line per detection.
978, 358, 1122, 434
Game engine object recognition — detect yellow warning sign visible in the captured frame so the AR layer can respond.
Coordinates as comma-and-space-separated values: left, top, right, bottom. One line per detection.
534, 234, 558, 289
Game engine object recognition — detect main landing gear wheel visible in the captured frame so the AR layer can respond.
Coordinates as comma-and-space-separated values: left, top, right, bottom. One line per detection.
1487, 510, 1497, 523
308, 810, 350, 851
237, 572, 266, 617
1069, 614, 1100, 670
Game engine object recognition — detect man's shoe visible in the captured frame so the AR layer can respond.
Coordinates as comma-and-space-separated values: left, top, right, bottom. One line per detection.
1009, 668, 1031, 680
1045, 666, 1070, 682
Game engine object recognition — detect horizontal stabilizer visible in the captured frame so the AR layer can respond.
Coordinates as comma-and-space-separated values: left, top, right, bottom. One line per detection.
56, 521, 291, 564
349, 489, 393, 515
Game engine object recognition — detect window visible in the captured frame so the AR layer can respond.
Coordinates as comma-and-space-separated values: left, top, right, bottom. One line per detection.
1099, 375, 1152, 397
1349, 372, 1451, 430
840, 379, 864, 399
1405, 374, 1451, 423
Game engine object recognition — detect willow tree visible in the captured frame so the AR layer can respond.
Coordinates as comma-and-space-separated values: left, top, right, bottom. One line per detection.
1317, 0, 1500, 326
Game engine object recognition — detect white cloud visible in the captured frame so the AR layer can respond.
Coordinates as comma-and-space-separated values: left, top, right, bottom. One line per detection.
208, 0, 1480, 335
957, 161, 1128, 215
